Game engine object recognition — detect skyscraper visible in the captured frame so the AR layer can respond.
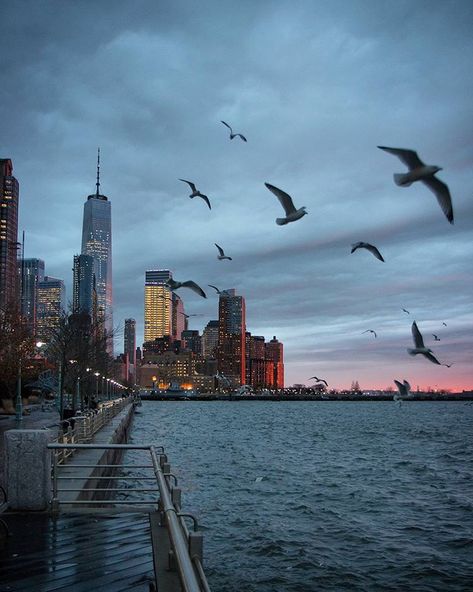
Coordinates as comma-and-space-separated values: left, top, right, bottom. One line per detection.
202, 320, 219, 358
144, 269, 173, 342
217, 289, 246, 386
81, 150, 113, 352
72, 254, 95, 317
172, 293, 186, 341
36, 276, 65, 341
265, 336, 284, 389
0, 159, 19, 310
19, 258, 45, 335
124, 318, 136, 383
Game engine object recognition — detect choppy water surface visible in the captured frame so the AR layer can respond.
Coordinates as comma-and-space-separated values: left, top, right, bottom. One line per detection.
127, 401, 473, 591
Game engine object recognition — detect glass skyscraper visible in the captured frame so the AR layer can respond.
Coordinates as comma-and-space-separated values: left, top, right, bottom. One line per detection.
81, 150, 113, 352
0, 158, 19, 309
217, 288, 246, 386
72, 254, 95, 317
36, 276, 66, 341
19, 258, 45, 334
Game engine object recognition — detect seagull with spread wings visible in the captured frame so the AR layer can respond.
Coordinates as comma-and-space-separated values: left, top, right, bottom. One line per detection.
402, 308, 410, 315
394, 379, 412, 402
179, 179, 212, 210
220, 121, 247, 142
351, 242, 385, 262
407, 321, 441, 365
166, 277, 207, 299
264, 183, 308, 225
215, 243, 232, 261
378, 146, 454, 224
308, 376, 328, 386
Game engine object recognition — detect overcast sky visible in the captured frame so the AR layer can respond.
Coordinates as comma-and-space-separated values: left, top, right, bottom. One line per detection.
1, 0, 472, 390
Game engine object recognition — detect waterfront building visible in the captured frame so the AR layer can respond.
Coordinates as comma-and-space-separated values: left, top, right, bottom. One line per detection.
249, 335, 266, 389
0, 159, 19, 310
18, 258, 45, 334
72, 254, 95, 317
144, 269, 187, 343
181, 329, 202, 355
217, 289, 246, 387
265, 335, 284, 389
139, 351, 195, 389
143, 336, 181, 359
36, 276, 65, 341
124, 318, 136, 383
81, 150, 113, 352
202, 320, 219, 358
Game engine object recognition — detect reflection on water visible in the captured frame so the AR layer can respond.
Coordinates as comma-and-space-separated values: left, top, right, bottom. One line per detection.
127, 401, 473, 591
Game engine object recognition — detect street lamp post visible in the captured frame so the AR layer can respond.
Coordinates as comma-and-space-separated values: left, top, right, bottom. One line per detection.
94, 372, 100, 397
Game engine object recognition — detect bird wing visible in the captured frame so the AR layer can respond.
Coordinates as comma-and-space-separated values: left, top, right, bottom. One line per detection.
265, 183, 297, 215
181, 281, 207, 298
320, 379, 328, 386
208, 284, 220, 294
432, 334, 438, 339
442, 322, 447, 326
215, 243, 225, 257
412, 321, 425, 348
421, 176, 454, 224
373, 331, 377, 338
200, 194, 212, 210
394, 380, 404, 392
377, 146, 425, 170
221, 120, 233, 133
179, 179, 197, 192
362, 330, 370, 334
403, 380, 411, 391
423, 351, 441, 365
402, 308, 410, 314
308, 376, 318, 381
237, 134, 247, 142
365, 244, 385, 262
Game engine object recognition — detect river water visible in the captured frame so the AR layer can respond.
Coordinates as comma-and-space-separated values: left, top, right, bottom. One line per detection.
127, 401, 473, 591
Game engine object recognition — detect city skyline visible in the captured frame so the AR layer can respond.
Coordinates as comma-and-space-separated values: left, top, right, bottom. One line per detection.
1, 1, 472, 390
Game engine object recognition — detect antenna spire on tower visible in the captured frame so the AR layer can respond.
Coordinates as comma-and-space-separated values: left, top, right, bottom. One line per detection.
95, 147, 101, 196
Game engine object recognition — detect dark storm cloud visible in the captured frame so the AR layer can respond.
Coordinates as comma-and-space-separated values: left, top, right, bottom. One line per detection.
1, 0, 472, 388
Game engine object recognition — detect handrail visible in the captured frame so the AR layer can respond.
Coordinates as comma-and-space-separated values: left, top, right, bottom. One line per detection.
47, 442, 210, 592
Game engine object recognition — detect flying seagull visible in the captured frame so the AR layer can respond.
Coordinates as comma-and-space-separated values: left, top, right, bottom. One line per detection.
363, 329, 377, 338
394, 379, 412, 399
407, 321, 441, 365
220, 121, 247, 142
443, 363, 454, 368
394, 379, 411, 396
308, 376, 328, 386
351, 242, 385, 262
402, 308, 410, 315
377, 146, 454, 224
432, 334, 441, 341
179, 179, 212, 210
166, 278, 207, 299
264, 183, 308, 225
215, 243, 232, 261
442, 322, 447, 327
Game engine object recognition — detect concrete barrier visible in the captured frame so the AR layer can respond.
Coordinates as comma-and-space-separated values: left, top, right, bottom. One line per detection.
5, 430, 54, 510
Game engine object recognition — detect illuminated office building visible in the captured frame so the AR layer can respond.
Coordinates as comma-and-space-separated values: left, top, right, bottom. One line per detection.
36, 276, 65, 341
81, 150, 113, 352
217, 289, 246, 386
202, 320, 218, 358
144, 269, 172, 342
19, 258, 45, 334
265, 336, 284, 389
0, 159, 19, 309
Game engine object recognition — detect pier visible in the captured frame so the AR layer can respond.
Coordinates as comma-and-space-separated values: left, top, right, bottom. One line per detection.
0, 396, 211, 592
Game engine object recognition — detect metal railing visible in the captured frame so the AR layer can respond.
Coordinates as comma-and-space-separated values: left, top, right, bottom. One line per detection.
47, 442, 210, 592
55, 396, 134, 464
